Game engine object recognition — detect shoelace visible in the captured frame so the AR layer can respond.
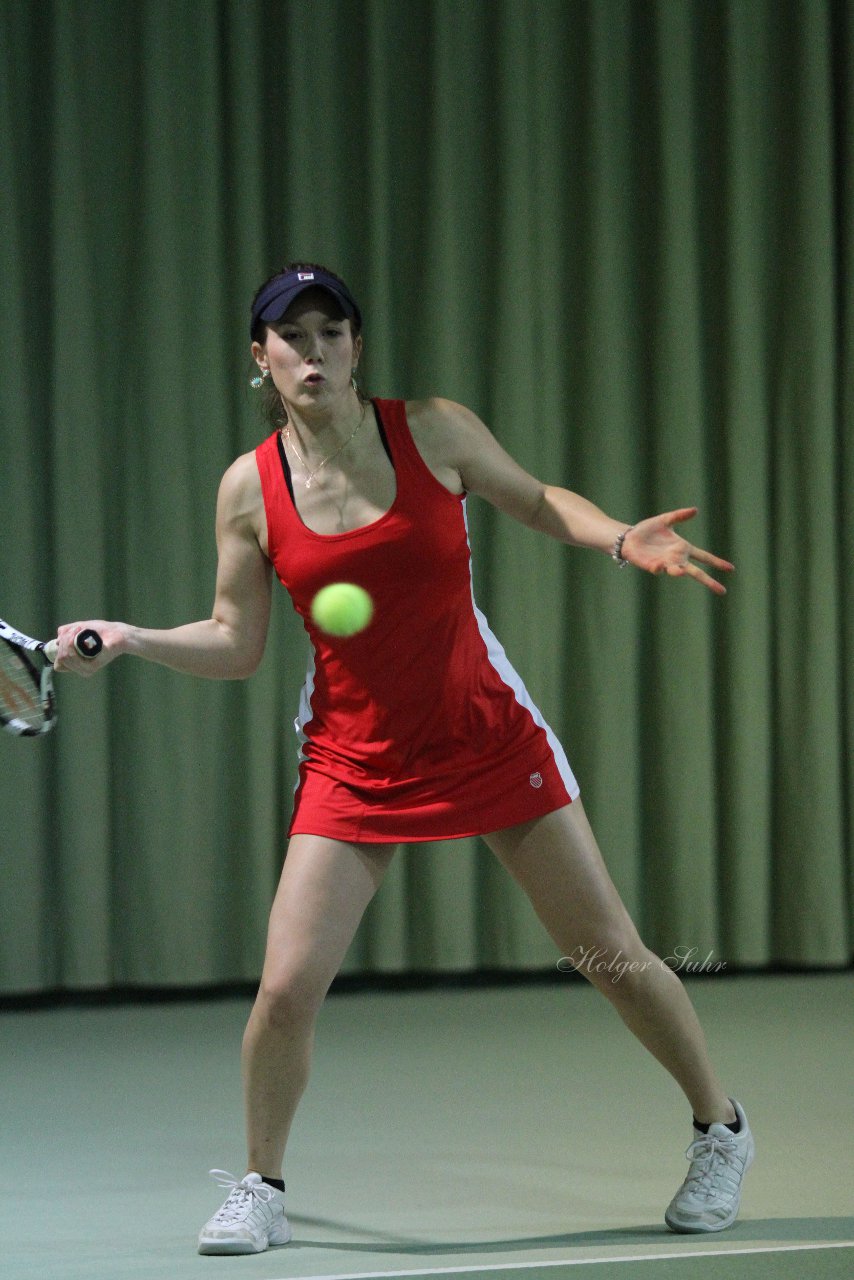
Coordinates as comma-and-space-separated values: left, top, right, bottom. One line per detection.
681, 1135, 742, 1199
208, 1170, 276, 1225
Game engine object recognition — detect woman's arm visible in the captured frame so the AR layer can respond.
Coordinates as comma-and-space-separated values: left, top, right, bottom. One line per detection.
414, 398, 734, 594
54, 453, 273, 678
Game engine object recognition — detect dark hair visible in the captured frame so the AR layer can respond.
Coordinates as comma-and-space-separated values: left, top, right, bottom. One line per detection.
250, 261, 365, 432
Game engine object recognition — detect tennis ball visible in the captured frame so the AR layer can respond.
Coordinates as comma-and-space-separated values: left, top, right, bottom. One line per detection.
310, 582, 374, 637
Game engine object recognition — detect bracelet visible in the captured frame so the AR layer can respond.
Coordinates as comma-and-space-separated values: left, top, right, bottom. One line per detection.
611, 526, 633, 567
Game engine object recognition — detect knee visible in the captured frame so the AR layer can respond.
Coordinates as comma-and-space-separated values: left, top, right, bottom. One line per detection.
255, 970, 325, 1029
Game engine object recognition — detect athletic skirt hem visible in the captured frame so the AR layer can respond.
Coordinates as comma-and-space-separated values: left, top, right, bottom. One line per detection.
286, 753, 579, 844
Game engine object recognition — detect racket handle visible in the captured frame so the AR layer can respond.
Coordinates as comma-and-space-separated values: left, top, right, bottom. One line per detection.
44, 629, 103, 664
75, 629, 103, 658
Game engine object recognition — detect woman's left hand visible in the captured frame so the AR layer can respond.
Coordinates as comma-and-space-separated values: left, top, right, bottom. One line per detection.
621, 508, 734, 595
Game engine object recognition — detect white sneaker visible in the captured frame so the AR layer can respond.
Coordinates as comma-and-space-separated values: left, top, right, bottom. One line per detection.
197, 1169, 292, 1255
665, 1098, 755, 1233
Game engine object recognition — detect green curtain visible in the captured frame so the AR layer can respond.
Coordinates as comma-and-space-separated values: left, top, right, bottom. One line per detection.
1, 0, 851, 994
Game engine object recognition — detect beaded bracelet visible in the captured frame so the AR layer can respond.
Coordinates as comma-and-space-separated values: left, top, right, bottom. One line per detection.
611, 526, 633, 567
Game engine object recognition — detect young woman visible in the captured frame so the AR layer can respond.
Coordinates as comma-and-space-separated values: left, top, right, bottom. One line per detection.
56, 263, 754, 1254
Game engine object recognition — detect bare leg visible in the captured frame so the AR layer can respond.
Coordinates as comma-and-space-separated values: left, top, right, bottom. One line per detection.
241, 835, 397, 1178
484, 801, 735, 1125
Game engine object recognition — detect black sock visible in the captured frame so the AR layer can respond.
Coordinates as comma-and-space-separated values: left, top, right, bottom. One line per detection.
261, 1176, 285, 1193
693, 1112, 740, 1135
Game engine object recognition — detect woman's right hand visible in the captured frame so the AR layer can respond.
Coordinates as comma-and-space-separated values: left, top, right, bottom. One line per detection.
53, 620, 131, 675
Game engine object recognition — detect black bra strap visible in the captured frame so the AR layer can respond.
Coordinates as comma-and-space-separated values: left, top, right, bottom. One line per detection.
275, 430, 296, 504
374, 403, 393, 465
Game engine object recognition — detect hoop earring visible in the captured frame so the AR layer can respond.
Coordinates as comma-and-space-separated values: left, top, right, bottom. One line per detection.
250, 367, 270, 390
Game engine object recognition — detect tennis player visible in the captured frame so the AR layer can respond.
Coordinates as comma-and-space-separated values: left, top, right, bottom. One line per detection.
56, 263, 754, 1253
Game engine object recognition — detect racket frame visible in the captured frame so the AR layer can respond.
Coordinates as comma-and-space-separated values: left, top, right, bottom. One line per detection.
0, 619, 57, 736
0, 618, 102, 737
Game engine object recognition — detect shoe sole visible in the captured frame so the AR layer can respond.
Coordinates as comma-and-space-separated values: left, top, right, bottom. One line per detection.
665, 1203, 741, 1233
198, 1223, 292, 1254
198, 1239, 268, 1255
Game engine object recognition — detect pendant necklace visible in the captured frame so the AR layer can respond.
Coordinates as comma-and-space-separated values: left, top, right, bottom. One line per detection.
282, 401, 367, 489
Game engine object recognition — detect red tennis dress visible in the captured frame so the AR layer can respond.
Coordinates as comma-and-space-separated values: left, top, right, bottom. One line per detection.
254, 398, 579, 842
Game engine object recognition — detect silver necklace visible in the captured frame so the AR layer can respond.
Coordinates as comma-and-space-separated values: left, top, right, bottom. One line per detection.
282, 401, 367, 489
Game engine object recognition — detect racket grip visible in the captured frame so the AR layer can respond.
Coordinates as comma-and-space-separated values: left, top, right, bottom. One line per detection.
75, 629, 103, 659
44, 629, 103, 664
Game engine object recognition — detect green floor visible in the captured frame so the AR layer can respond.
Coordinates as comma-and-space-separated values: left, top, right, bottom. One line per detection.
1, 973, 852, 1279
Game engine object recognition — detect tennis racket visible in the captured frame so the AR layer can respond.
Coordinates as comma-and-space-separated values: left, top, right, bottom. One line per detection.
0, 618, 102, 737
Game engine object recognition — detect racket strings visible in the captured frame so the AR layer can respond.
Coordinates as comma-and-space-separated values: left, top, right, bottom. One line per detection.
0, 639, 52, 734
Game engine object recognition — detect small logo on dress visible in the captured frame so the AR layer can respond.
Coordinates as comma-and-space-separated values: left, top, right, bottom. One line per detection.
529, 772, 543, 789
297, 272, 315, 281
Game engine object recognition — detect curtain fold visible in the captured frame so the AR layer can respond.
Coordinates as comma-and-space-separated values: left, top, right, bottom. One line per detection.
0, 0, 851, 993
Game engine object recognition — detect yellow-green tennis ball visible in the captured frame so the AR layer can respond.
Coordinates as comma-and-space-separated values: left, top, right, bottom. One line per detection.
311, 583, 374, 637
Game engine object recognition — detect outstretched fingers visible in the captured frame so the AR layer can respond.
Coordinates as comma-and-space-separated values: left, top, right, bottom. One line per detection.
669, 560, 728, 595
624, 509, 734, 593
660, 510, 735, 587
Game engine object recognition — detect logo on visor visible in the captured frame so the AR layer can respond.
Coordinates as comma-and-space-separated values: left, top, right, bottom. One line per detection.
297, 272, 315, 281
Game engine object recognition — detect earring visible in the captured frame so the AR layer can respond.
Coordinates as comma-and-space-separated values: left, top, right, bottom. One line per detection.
351, 367, 358, 392
250, 367, 270, 389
